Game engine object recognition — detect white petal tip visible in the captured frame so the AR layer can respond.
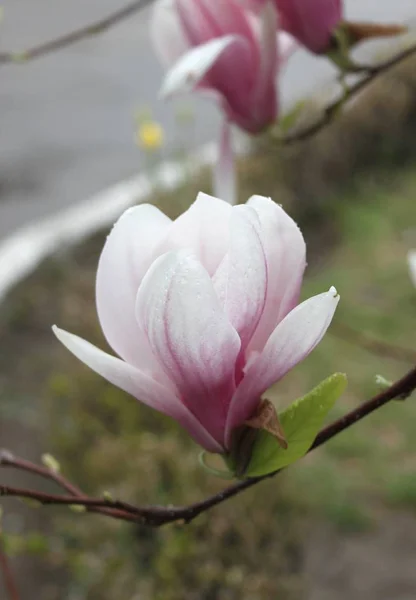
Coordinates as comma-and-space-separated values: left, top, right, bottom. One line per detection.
160, 36, 237, 99
52, 325, 68, 343
329, 286, 339, 299
52, 325, 77, 349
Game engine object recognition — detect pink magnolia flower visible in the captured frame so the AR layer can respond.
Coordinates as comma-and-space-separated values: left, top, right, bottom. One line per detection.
152, 0, 296, 203
53, 193, 339, 454
244, 1, 406, 56
244, 0, 342, 54
277, 0, 342, 53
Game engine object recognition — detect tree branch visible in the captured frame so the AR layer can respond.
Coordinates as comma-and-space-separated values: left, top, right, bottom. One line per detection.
0, 366, 415, 527
0, 0, 153, 65
281, 41, 416, 145
0, 450, 143, 524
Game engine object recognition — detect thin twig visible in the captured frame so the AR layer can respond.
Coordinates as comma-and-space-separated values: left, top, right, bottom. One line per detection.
0, 450, 142, 524
312, 364, 416, 449
1, 366, 415, 526
0, 0, 153, 64
0, 538, 19, 600
331, 322, 416, 364
282, 42, 416, 145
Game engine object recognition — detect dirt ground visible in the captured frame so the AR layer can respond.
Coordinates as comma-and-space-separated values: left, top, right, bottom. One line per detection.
306, 514, 416, 600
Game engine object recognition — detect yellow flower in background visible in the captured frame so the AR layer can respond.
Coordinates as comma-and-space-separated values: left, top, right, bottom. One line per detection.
135, 120, 164, 152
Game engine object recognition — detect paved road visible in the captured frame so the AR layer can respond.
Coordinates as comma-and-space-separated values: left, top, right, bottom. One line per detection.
0, 0, 414, 240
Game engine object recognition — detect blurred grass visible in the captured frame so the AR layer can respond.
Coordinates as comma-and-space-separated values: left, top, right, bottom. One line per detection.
0, 55, 415, 599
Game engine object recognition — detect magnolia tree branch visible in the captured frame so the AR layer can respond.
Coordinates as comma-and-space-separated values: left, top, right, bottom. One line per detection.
282, 41, 416, 145
1, 365, 415, 527
0, 0, 153, 64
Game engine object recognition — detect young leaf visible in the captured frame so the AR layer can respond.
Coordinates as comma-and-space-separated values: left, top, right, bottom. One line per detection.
244, 373, 347, 477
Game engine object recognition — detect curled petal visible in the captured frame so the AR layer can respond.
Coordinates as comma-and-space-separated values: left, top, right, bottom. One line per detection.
96, 204, 171, 375
136, 249, 241, 445
160, 35, 242, 98
247, 195, 306, 352
225, 287, 339, 444
155, 191, 232, 275
213, 205, 267, 349
52, 326, 222, 452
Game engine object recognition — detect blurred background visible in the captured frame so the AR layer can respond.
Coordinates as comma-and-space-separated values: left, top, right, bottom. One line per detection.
0, 0, 416, 599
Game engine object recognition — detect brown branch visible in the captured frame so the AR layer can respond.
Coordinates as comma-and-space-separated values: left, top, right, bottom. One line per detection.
331, 322, 416, 364
0, 450, 142, 524
1, 365, 415, 527
0, 0, 153, 65
0, 538, 19, 600
282, 41, 416, 145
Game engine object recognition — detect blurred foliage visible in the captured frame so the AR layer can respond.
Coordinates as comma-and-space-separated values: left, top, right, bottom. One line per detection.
0, 54, 415, 598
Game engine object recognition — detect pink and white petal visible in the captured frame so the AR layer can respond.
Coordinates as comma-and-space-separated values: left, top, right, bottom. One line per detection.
52, 326, 222, 453
155, 191, 232, 275
278, 31, 299, 65
246, 195, 306, 352
160, 35, 241, 98
239, 0, 266, 13
136, 249, 241, 445
96, 205, 172, 373
214, 119, 236, 206
252, 1, 278, 110
151, 0, 189, 69
213, 205, 267, 349
177, 0, 257, 47
225, 287, 339, 444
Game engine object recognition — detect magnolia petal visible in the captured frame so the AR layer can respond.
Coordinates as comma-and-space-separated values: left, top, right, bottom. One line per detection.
96, 204, 171, 374
177, 0, 257, 48
225, 287, 339, 444
213, 205, 267, 349
151, 0, 189, 69
136, 249, 241, 445
278, 31, 299, 64
155, 191, 232, 276
408, 250, 416, 288
252, 1, 278, 114
214, 119, 236, 206
246, 195, 306, 352
52, 326, 222, 453
160, 35, 241, 98
277, 0, 342, 54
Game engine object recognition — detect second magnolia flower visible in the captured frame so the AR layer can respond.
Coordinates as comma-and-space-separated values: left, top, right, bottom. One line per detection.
53, 193, 339, 454
152, 0, 295, 203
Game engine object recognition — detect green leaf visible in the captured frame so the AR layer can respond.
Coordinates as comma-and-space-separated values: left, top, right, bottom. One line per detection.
244, 373, 347, 477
